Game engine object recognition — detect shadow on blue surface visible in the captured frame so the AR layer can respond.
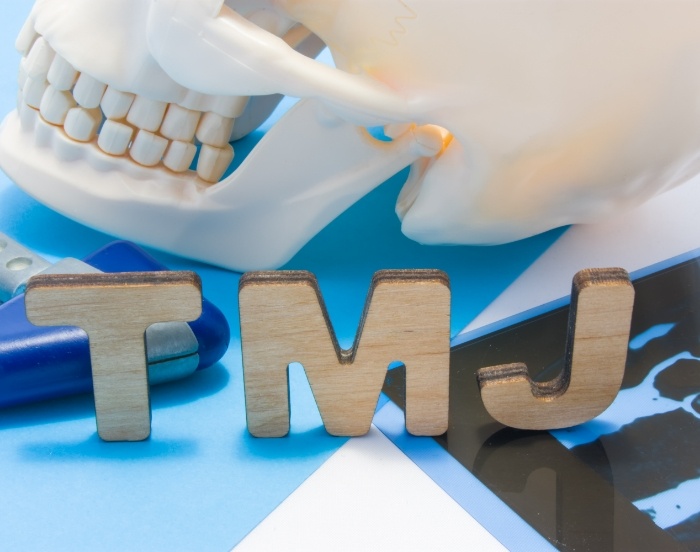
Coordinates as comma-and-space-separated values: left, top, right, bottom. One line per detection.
20, 434, 199, 462
239, 425, 345, 461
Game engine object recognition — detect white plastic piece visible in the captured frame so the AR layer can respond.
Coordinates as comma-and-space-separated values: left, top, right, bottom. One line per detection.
195, 111, 234, 148
2, 0, 700, 271
126, 95, 167, 132
160, 104, 200, 142
25, 37, 54, 79
211, 95, 249, 119
100, 87, 135, 120
73, 73, 107, 109
163, 140, 196, 172
15, 14, 38, 56
97, 119, 133, 156
130, 130, 168, 166
22, 76, 48, 109
17, 59, 28, 91
64, 107, 102, 142
39, 85, 76, 126
196, 143, 234, 183
47, 55, 79, 91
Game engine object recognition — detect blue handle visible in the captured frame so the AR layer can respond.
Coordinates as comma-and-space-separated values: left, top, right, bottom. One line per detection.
0, 241, 230, 408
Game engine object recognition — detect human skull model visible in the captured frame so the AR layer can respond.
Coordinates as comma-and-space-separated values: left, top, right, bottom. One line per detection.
1, 0, 700, 271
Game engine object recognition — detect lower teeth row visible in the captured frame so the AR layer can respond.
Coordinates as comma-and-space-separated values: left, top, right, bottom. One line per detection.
18, 37, 242, 184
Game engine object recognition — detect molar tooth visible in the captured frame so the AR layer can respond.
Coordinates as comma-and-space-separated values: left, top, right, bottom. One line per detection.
97, 120, 133, 156
160, 104, 201, 142
163, 140, 197, 173
179, 90, 209, 112
126, 96, 167, 132
47, 55, 79, 91
25, 37, 55, 79
196, 144, 234, 183
196, 112, 235, 148
211, 96, 249, 119
73, 73, 107, 108
23, 76, 48, 109
39, 85, 77, 125
15, 17, 38, 56
64, 107, 102, 142
100, 87, 135, 120
129, 130, 168, 167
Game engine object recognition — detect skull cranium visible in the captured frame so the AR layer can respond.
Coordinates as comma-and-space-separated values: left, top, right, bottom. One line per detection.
1, 0, 699, 270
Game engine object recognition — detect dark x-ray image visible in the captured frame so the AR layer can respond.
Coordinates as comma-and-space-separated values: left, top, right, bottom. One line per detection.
383, 253, 700, 551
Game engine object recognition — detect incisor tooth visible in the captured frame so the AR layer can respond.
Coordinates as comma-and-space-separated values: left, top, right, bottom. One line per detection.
18, 58, 28, 91
25, 37, 55, 79
15, 18, 38, 56
39, 85, 76, 125
101, 87, 135, 120
47, 55, 79, 91
126, 96, 167, 132
64, 107, 102, 142
160, 104, 201, 142
23, 76, 48, 109
130, 130, 168, 167
97, 120, 133, 156
163, 140, 197, 173
197, 144, 234, 183
211, 95, 249, 118
196, 112, 235, 148
73, 73, 107, 109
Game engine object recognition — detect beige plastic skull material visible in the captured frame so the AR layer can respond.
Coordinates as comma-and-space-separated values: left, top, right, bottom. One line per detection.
1, 0, 700, 271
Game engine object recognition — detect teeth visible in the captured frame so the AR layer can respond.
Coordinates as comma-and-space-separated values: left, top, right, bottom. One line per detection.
15, 17, 38, 56
18, 58, 28, 91
179, 90, 209, 113
178, 90, 249, 119
64, 107, 103, 142
39, 85, 77, 125
160, 104, 201, 142
101, 87, 135, 120
197, 144, 234, 183
196, 112, 235, 147
126, 96, 167, 132
211, 95, 249, 119
97, 120, 134, 156
129, 130, 168, 167
23, 76, 48, 109
47, 55, 79, 91
163, 141, 197, 173
17, 35, 248, 182
73, 73, 107, 109
25, 37, 55, 79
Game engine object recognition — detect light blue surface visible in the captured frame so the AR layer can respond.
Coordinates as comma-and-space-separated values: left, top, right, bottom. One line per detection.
0, 3, 562, 549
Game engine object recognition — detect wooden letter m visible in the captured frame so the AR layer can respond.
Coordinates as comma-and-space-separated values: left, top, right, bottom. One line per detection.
239, 270, 450, 437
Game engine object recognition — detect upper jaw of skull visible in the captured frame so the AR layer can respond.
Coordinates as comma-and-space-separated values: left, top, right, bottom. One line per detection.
12, 0, 422, 186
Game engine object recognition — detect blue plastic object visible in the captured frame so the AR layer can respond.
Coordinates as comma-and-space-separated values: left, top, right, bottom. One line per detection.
0, 241, 230, 408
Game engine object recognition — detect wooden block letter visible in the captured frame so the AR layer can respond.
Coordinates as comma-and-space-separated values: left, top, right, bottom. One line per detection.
477, 268, 635, 430
25, 272, 202, 441
239, 270, 450, 437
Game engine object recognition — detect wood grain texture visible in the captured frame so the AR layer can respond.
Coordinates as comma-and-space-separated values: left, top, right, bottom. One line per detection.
239, 270, 450, 437
25, 271, 202, 441
477, 268, 635, 430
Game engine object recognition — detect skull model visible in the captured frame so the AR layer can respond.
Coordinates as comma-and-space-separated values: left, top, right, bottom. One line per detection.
1, 0, 699, 271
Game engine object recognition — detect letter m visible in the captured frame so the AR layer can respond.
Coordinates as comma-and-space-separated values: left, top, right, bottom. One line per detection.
239, 270, 450, 437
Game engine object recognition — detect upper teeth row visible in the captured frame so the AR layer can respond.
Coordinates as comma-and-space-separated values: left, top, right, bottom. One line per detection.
17, 35, 246, 183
